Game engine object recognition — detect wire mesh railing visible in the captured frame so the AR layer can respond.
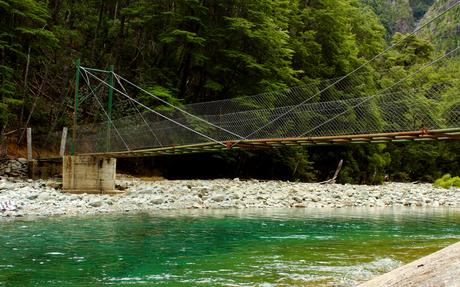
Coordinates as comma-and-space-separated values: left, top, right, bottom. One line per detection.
71, 79, 460, 154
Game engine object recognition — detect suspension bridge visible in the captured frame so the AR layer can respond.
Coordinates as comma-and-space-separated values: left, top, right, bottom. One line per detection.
70, 56, 459, 158
36, 2, 460, 193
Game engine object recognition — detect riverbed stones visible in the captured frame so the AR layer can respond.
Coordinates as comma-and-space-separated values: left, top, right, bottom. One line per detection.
210, 193, 226, 202
89, 200, 103, 208
150, 197, 164, 205
37, 192, 51, 201
311, 195, 321, 202
27, 194, 39, 200
0, 178, 459, 219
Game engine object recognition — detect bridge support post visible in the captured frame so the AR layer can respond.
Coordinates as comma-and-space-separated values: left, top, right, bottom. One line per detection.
62, 156, 116, 194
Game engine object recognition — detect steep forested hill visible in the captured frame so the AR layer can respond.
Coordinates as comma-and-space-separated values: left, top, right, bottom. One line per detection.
419, 0, 460, 51
0, 0, 459, 183
1, 0, 385, 129
363, 0, 460, 51
362, 0, 435, 36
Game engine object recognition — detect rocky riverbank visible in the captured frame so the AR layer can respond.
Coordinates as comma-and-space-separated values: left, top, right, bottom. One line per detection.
0, 177, 459, 218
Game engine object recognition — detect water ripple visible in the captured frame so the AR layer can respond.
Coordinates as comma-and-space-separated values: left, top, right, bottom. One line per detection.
0, 208, 458, 286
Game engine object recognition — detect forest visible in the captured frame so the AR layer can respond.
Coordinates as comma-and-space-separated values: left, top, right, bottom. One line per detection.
1, 0, 459, 184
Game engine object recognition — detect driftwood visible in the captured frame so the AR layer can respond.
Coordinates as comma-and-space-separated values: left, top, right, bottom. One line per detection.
319, 159, 343, 184
359, 241, 460, 287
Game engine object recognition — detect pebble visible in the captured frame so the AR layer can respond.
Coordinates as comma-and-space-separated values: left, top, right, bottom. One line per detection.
150, 197, 164, 205
89, 200, 103, 207
210, 194, 226, 202
0, 178, 459, 219
37, 193, 51, 201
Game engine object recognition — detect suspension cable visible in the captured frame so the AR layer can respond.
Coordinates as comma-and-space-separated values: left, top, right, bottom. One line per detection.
113, 73, 164, 147
81, 68, 227, 147
80, 69, 131, 151
300, 46, 460, 137
111, 73, 246, 140
233, 0, 460, 144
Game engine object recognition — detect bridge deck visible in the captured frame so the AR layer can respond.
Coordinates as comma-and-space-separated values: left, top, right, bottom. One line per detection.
73, 128, 460, 158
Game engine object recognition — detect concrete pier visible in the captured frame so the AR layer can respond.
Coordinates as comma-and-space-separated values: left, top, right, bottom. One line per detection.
62, 156, 116, 194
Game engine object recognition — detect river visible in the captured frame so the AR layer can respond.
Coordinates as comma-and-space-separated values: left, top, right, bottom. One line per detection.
0, 208, 459, 286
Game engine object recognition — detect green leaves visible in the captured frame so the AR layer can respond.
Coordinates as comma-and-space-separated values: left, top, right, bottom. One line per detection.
141, 85, 182, 111
418, 0, 460, 52
0, 0, 57, 130
434, 174, 460, 189
0, 65, 15, 97
15, 27, 59, 48
225, 17, 255, 32
289, 0, 385, 79
160, 29, 206, 46
204, 80, 223, 92
0, 0, 457, 183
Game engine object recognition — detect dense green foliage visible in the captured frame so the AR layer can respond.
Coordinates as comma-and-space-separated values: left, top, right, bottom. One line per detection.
0, 0, 58, 132
410, 0, 436, 20
1, 0, 386, 126
419, 0, 460, 51
363, 0, 415, 36
1, 0, 459, 184
434, 174, 460, 189
363, 0, 434, 37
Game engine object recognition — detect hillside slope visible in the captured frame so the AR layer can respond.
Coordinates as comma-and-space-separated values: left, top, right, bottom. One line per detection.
363, 0, 435, 36
418, 0, 460, 51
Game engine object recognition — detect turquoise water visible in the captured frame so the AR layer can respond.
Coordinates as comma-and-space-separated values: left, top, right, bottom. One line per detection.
0, 208, 459, 286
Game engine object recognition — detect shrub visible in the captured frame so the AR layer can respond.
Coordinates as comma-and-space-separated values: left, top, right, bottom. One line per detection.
433, 174, 460, 189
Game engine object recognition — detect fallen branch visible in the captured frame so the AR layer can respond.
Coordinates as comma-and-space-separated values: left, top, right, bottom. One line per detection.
319, 159, 343, 184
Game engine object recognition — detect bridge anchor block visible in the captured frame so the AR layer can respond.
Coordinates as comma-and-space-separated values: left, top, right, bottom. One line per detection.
62, 156, 116, 194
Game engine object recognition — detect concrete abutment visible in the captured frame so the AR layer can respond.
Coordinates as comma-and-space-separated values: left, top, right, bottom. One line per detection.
62, 155, 116, 194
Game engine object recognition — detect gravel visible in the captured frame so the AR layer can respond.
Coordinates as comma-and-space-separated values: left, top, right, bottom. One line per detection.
0, 178, 459, 219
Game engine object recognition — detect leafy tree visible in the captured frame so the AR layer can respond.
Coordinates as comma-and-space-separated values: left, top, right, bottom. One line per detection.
362, 0, 434, 37
410, 0, 436, 20
0, 0, 57, 134
1, 0, 458, 184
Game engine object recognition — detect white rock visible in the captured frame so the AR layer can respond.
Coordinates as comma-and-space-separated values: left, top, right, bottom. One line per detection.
210, 194, 226, 202
89, 200, 103, 208
150, 197, 164, 205
37, 193, 51, 201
